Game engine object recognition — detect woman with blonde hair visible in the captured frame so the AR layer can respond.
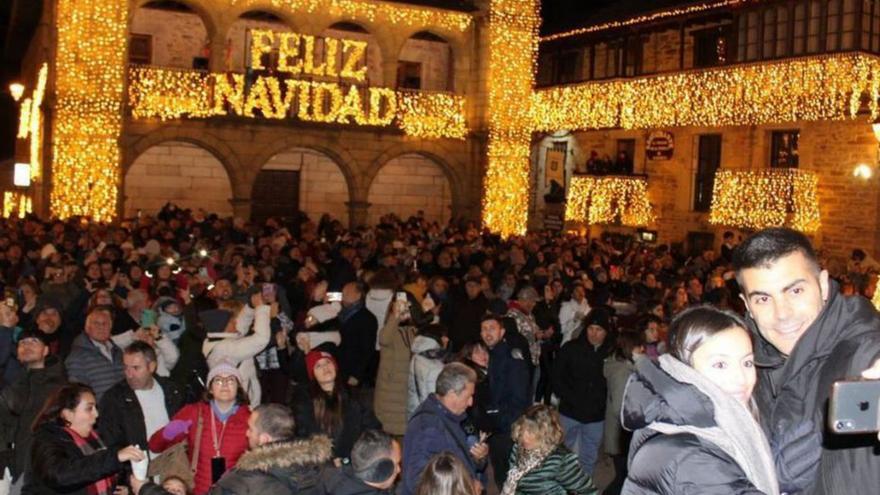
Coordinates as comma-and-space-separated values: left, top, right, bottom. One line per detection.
503, 405, 596, 495
415, 452, 479, 495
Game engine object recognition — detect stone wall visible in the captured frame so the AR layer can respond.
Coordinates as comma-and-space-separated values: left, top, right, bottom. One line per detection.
124, 141, 233, 217
366, 153, 452, 225
130, 7, 208, 68
261, 148, 351, 225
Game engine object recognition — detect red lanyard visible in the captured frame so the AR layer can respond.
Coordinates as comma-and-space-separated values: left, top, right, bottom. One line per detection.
209, 406, 228, 457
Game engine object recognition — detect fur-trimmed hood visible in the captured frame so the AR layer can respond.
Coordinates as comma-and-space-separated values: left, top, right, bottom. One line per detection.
235, 435, 333, 472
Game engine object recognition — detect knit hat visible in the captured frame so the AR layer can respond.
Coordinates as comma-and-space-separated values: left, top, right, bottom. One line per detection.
305, 350, 337, 381
206, 360, 242, 385
16, 328, 50, 346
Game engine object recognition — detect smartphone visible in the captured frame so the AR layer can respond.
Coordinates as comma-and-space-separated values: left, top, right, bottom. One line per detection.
327, 292, 343, 302
829, 379, 880, 433
262, 283, 276, 299
396, 292, 408, 302
141, 309, 157, 328
199, 267, 209, 278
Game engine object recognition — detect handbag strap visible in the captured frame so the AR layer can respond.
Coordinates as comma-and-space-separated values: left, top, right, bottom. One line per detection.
190, 409, 205, 473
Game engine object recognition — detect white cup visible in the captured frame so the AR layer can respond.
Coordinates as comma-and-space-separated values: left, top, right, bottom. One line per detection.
131, 453, 149, 481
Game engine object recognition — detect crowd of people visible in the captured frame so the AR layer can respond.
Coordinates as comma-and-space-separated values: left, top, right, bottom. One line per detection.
0, 202, 879, 495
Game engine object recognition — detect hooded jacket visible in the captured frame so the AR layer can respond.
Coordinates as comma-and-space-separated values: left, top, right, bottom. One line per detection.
621, 356, 778, 495
406, 335, 445, 418
751, 280, 880, 495
316, 465, 393, 495
209, 435, 333, 495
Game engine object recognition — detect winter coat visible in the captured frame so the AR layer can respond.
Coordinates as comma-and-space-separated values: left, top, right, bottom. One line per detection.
364, 289, 393, 347
486, 340, 530, 433
64, 334, 124, 401
0, 325, 22, 389
337, 304, 378, 384
621, 355, 778, 495
751, 281, 880, 495
0, 356, 67, 480
97, 376, 185, 451
203, 305, 271, 406
316, 466, 393, 495
148, 401, 251, 495
290, 384, 382, 460
406, 335, 445, 418
602, 355, 636, 455
26, 422, 123, 495
209, 435, 333, 495
552, 332, 611, 424
506, 444, 596, 495
402, 394, 483, 495
373, 315, 416, 435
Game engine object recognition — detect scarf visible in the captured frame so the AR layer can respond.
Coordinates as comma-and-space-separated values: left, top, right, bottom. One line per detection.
500, 445, 553, 495
338, 301, 363, 324
650, 355, 779, 495
211, 400, 240, 422
63, 427, 115, 495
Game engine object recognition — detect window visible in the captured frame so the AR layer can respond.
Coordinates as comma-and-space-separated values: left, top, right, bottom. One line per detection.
770, 130, 800, 168
693, 27, 729, 67
397, 61, 422, 89
555, 50, 581, 84
615, 139, 636, 175
694, 135, 721, 212
129, 34, 152, 65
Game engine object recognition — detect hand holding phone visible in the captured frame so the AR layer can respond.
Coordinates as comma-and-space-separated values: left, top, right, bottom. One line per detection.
140, 309, 157, 328
829, 379, 880, 433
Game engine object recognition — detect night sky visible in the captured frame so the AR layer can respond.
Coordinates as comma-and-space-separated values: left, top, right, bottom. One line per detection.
540, 0, 614, 35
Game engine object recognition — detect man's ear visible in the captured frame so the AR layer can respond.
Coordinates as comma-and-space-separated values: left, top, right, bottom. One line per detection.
738, 293, 753, 319
819, 269, 830, 303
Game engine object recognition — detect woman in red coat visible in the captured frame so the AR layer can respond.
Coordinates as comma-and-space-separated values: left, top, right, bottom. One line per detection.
149, 361, 250, 495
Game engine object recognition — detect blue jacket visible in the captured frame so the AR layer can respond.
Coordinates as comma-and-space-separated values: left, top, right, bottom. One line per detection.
402, 394, 481, 495
487, 339, 530, 432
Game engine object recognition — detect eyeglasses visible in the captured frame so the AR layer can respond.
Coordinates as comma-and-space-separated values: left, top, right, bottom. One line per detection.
212, 376, 238, 386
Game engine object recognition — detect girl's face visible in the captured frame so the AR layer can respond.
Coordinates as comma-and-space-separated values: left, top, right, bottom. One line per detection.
61, 392, 99, 434
313, 358, 337, 386
691, 326, 756, 406
210, 375, 239, 403
471, 346, 489, 368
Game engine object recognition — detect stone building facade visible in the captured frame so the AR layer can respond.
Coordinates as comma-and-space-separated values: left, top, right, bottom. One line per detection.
533, 0, 880, 260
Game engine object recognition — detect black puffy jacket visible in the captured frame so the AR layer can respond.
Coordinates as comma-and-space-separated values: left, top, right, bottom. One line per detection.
621, 358, 771, 495
25, 422, 123, 495
209, 435, 333, 495
751, 282, 880, 495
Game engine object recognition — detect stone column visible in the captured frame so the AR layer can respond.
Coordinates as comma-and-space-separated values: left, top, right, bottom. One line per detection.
230, 197, 251, 220
346, 200, 371, 229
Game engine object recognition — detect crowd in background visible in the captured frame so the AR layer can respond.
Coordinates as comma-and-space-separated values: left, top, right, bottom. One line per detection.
1, 202, 879, 495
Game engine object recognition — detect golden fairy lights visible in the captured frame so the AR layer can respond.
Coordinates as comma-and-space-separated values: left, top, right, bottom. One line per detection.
482, 0, 541, 238
127, 67, 467, 139
52, 0, 128, 221
16, 64, 48, 183
229, 0, 472, 32
533, 54, 880, 131
564, 176, 655, 226
709, 169, 821, 232
541, 0, 764, 42
2, 192, 32, 219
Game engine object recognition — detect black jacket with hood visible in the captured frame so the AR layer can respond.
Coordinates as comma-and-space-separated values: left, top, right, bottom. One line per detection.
621, 356, 778, 495
751, 281, 880, 495
208, 435, 333, 495
552, 327, 612, 423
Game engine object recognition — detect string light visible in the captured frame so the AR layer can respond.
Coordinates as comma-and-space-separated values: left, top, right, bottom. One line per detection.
229, 0, 472, 33
52, 1, 127, 221
2, 191, 32, 219
128, 66, 466, 138
482, 0, 541, 238
709, 169, 821, 232
564, 176, 655, 226
533, 54, 880, 131
541, 0, 765, 42
29, 64, 48, 183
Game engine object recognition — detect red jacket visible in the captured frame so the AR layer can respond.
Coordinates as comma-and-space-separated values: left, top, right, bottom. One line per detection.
148, 401, 250, 495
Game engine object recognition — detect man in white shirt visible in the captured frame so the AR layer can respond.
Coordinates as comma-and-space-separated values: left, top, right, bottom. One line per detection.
97, 341, 185, 456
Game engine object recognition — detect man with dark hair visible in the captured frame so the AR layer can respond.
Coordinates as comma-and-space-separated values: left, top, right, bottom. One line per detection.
209, 404, 333, 495
64, 305, 124, 400
98, 341, 185, 455
733, 227, 880, 494
337, 281, 378, 388
319, 429, 401, 495
0, 329, 66, 495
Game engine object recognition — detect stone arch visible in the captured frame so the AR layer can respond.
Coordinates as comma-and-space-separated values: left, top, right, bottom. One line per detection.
130, 0, 218, 68
366, 153, 456, 225
397, 30, 459, 92
123, 140, 234, 218
225, 10, 299, 72
254, 147, 354, 225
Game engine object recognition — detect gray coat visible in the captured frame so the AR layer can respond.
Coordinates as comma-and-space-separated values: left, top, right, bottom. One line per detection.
602, 355, 635, 455
64, 334, 124, 401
